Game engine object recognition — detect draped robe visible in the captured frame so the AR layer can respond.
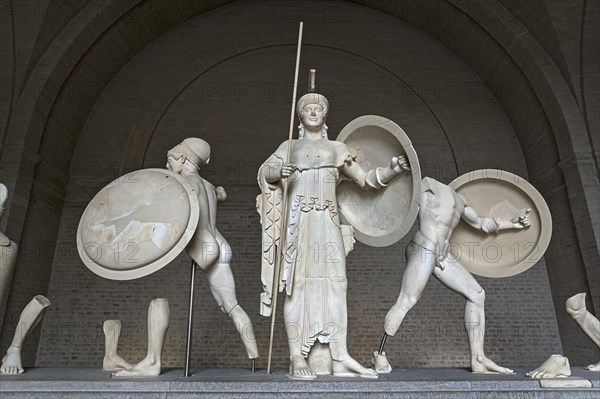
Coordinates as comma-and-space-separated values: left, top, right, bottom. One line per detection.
258, 137, 355, 358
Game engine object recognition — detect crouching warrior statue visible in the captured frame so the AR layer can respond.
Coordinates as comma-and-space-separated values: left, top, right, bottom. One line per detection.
78, 138, 258, 375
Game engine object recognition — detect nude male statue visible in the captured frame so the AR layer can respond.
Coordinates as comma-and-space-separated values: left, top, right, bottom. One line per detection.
167, 138, 259, 361
373, 176, 530, 374
110, 138, 258, 377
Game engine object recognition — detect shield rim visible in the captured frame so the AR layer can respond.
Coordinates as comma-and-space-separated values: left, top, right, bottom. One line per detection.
336, 115, 421, 247
76, 168, 200, 280
448, 169, 553, 278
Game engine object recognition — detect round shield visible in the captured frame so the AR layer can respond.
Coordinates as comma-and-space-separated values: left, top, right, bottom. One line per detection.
336, 115, 421, 247
77, 168, 199, 280
448, 169, 552, 278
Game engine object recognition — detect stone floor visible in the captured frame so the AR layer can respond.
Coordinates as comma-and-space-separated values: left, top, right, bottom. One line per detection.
1, 367, 598, 398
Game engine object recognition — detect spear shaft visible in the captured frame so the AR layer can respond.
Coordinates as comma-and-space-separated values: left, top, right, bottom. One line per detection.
266, 21, 304, 374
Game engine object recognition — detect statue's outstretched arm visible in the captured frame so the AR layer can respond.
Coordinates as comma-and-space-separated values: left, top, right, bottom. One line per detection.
462, 202, 531, 233
342, 155, 410, 190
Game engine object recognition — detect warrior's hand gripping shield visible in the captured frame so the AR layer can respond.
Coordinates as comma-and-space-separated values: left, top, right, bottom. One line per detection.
77, 169, 200, 280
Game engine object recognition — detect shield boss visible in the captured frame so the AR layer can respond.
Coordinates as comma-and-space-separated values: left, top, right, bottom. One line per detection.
77, 168, 199, 280
449, 169, 552, 278
336, 115, 421, 247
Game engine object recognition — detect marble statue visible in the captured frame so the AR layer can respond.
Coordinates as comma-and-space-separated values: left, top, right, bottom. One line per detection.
526, 354, 571, 379
113, 298, 170, 377
103, 320, 132, 371
0, 183, 19, 323
258, 89, 411, 379
566, 293, 600, 371
374, 176, 531, 374
167, 138, 258, 361
78, 138, 258, 362
0, 295, 50, 374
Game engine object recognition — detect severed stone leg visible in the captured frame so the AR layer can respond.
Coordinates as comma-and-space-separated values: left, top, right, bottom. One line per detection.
102, 320, 132, 371
566, 293, 600, 371
1, 295, 50, 375
113, 298, 170, 377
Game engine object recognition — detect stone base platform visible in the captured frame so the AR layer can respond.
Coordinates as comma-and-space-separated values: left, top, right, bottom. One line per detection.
1, 367, 599, 398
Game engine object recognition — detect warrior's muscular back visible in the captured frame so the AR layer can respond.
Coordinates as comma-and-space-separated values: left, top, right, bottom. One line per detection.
418, 177, 466, 246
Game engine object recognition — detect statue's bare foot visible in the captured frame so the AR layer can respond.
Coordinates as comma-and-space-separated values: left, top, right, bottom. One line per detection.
0, 346, 24, 375
471, 355, 514, 374
103, 354, 132, 371
526, 355, 570, 379
371, 351, 392, 374
585, 361, 600, 372
333, 357, 378, 378
289, 355, 316, 380
112, 356, 160, 377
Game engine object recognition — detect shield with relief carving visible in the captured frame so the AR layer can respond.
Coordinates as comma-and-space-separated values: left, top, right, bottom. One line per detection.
336, 115, 421, 247
77, 168, 199, 280
448, 169, 552, 278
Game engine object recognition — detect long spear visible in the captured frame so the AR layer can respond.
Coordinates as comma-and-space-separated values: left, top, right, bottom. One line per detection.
266, 21, 304, 374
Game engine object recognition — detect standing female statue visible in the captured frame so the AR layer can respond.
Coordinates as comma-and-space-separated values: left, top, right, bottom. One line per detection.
258, 88, 410, 379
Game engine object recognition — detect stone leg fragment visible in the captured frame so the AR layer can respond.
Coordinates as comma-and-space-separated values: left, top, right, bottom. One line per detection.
1, 295, 51, 375
113, 298, 170, 378
103, 320, 132, 371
